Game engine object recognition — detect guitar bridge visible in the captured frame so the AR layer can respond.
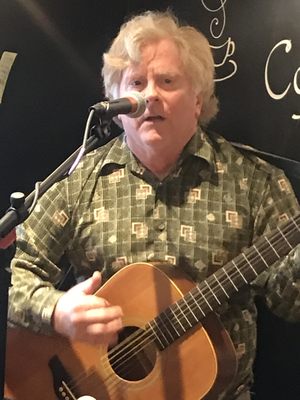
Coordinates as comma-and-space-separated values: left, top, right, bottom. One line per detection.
48, 355, 78, 399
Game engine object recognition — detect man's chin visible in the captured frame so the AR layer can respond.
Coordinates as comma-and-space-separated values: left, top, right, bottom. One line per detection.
140, 129, 165, 143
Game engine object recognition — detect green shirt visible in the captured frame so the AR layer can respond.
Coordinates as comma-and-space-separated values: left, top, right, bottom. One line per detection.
8, 128, 300, 398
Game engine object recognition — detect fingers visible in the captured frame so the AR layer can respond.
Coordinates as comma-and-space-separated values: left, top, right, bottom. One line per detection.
52, 272, 124, 346
69, 319, 123, 345
70, 294, 110, 312
66, 305, 123, 345
72, 304, 123, 324
85, 318, 123, 346
71, 271, 102, 296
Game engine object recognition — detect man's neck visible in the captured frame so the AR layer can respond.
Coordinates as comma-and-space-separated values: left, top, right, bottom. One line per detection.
134, 146, 181, 181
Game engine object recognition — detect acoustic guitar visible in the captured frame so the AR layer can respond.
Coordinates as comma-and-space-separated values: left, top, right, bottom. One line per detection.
5, 214, 300, 400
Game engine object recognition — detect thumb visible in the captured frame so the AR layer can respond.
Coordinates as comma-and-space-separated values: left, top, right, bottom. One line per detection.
71, 271, 102, 296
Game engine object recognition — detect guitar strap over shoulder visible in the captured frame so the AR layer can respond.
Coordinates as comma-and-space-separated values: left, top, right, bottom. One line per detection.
231, 141, 300, 201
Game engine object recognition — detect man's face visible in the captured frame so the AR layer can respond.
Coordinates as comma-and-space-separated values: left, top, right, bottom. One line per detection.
118, 38, 202, 157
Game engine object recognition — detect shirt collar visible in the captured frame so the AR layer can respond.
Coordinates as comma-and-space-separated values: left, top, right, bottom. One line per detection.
179, 127, 217, 175
98, 133, 140, 175
99, 127, 216, 175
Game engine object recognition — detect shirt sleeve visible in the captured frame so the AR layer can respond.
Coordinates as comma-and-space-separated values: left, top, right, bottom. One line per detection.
8, 178, 72, 335
252, 166, 300, 322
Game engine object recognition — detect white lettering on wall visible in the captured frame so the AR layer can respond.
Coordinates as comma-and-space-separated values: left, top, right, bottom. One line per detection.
201, 0, 237, 82
210, 37, 237, 81
265, 39, 300, 120
201, 0, 227, 39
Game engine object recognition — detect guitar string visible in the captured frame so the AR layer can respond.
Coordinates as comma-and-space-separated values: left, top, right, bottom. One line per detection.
65, 218, 299, 395
99, 230, 300, 392
65, 221, 299, 395
97, 216, 300, 370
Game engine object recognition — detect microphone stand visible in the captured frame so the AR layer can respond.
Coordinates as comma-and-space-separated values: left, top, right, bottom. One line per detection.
0, 114, 111, 399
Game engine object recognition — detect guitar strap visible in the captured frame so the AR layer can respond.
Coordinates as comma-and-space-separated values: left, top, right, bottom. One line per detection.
230, 141, 300, 201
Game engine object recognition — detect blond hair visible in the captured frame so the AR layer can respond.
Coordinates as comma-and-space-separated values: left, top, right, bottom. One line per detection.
102, 10, 218, 125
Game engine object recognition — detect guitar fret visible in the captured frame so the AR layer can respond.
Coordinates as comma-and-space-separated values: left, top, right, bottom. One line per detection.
182, 297, 198, 323
169, 307, 184, 335
253, 244, 269, 268
292, 216, 300, 232
232, 260, 248, 283
277, 226, 293, 249
149, 320, 168, 349
264, 236, 280, 258
204, 280, 221, 305
175, 302, 192, 328
222, 267, 239, 292
196, 286, 213, 311
157, 313, 176, 343
190, 291, 206, 317
213, 273, 230, 298
242, 253, 258, 276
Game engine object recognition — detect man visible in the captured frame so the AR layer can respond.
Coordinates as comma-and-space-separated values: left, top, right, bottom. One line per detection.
8, 10, 300, 400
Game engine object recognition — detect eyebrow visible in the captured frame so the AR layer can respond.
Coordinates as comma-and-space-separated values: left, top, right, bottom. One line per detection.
126, 71, 181, 80
124, 72, 144, 83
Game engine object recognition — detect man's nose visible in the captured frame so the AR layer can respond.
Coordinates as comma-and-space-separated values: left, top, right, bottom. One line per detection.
143, 83, 159, 103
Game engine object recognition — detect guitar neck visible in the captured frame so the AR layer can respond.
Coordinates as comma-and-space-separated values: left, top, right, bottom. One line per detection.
147, 214, 300, 350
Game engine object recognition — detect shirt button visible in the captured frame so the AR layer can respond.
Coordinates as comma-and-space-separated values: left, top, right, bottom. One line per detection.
157, 223, 165, 231
147, 253, 155, 261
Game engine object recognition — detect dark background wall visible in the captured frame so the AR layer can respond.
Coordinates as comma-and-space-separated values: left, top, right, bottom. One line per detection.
1, 1, 300, 398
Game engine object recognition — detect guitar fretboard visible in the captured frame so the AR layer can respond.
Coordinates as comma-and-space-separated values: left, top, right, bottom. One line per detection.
146, 214, 300, 350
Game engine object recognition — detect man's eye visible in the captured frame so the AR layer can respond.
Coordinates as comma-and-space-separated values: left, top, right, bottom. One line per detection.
131, 80, 141, 86
164, 78, 172, 84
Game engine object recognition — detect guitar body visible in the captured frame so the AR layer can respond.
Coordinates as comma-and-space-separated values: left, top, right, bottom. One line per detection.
5, 262, 237, 400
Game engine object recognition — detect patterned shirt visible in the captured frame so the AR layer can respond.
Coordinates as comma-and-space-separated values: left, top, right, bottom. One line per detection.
8, 128, 300, 399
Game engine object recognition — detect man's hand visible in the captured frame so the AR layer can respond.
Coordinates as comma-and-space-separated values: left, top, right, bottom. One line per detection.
53, 271, 123, 346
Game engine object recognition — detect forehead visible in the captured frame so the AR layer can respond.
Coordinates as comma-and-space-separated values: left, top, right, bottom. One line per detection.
125, 38, 185, 76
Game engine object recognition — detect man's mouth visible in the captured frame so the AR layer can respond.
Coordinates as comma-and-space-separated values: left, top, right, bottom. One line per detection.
143, 115, 165, 122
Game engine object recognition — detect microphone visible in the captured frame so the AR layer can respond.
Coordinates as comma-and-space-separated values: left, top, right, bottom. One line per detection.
90, 91, 146, 119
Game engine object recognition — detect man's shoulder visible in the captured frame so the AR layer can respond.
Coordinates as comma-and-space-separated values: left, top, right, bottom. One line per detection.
75, 134, 124, 175
207, 130, 282, 177
229, 141, 286, 177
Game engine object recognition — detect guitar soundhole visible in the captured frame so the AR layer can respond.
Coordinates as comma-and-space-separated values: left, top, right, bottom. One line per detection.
108, 325, 157, 381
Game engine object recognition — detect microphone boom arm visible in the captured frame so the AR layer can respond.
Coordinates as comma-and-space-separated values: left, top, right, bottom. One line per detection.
0, 134, 101, 239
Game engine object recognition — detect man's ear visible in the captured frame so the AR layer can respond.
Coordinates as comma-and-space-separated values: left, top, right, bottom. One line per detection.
195, 94, 203, 120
